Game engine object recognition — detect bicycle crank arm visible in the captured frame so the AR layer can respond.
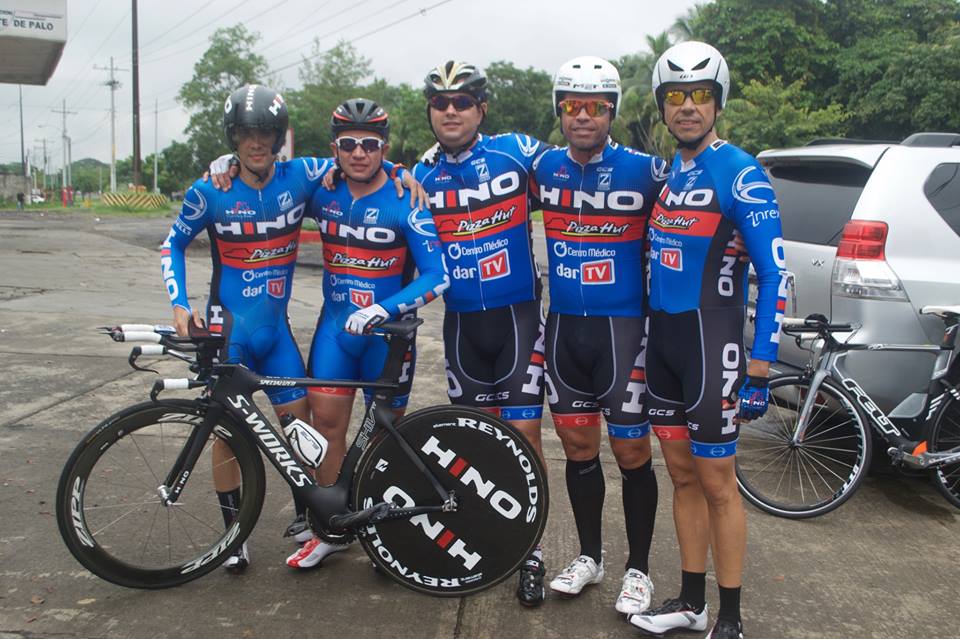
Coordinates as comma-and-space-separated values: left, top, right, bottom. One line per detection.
889, 445, 960, 470
329, 494, 457, 530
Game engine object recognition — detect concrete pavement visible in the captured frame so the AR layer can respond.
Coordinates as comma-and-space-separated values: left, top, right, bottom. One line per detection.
0, 209, 957, 639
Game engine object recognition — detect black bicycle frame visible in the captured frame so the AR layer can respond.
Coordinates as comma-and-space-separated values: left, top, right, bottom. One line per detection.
158, 324, 454, 533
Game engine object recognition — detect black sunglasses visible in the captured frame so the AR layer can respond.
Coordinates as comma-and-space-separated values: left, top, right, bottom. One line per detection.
428, 94, 479, 112
335, 136, 385, 153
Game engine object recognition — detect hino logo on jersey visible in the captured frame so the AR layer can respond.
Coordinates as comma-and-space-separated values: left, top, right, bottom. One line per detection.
539, 186, 643, 211
215, 204, 305, 235
653, 212, 699, 230
428, 171, 521, 208
455, 205, 515, 236
320, 220, 396, 243
330, 253, 399, 271
562, 220, 629, 238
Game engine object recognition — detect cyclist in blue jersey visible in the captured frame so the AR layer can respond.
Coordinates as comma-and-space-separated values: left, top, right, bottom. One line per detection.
413, 61, 552, 606
531, 56, 666, 615
162, 84, 331, 573
284, 99, 450, 569
630, 42, 787, 639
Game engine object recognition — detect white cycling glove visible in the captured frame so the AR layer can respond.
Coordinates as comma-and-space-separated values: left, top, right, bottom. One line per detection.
344, 304, 390, 335
209, 153, 236, 177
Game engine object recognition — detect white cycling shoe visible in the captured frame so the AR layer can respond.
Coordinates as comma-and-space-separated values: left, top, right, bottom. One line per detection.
286, 536, 350, 569
222, 543, 250, 573
615, 568, 654, 615
549, 554, 604, 595
630, 598, 708, 635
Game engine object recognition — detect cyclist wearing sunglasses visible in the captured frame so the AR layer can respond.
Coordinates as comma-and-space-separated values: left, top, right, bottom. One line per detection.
630, 42, 787, 639
412, 60, 552, 607
285, 99, 450, 569
162, 84, 331, 573
528, 56, 667, 616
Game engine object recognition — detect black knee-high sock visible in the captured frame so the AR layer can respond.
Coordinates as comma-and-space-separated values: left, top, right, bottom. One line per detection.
566, 456, 604, 563
293, 489, 307, 518
217, 488, 241, 529
621, 459, 658, 574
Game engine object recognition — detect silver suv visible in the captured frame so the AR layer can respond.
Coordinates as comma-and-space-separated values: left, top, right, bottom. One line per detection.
751, 133, 960, 438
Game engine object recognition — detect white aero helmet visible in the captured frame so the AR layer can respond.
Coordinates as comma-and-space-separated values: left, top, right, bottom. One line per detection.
552, 56, 622, 117
652, 41, 730, 110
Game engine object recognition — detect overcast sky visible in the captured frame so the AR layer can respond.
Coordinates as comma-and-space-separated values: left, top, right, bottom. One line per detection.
0, 0, 698, 168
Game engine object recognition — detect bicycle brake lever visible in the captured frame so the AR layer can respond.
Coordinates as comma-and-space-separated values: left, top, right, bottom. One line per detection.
129, 346, 160, 374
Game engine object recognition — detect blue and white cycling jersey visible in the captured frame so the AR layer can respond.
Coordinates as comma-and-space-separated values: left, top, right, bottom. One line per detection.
646, 139, 787, 362
532, 141, 667, 317
413, 133, 547, 312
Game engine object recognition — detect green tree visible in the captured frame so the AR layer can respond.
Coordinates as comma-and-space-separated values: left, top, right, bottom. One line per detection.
483, 61, 555, 142
721, 77, 847, 154
287, 39, 372, 157
177, 25, 268, 174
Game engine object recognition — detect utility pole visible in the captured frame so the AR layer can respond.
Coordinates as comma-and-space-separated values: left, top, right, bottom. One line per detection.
19, 85, 26, 178
153, 97, 158, 193
131, 0, 142, 187
52, 100, 76, 192
94, 57, 127, 192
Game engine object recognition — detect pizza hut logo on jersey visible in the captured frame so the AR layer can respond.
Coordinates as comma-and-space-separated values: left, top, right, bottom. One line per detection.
455, 205, 516, 236
582, 258, 614, 284
350, 288, 374, 307
552, 165, 570, 181
329, 252, 398, 271
247, 240, 298, 263
652, 212, 699, 230
478, 248, 510, 281
660, 248, 683, 271
562, 220, 629, 238
323, 201, 343, 217
226, 201, 257, 216
266, 277, 286, 298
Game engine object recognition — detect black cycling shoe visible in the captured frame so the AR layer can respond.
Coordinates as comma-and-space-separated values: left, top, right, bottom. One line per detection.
707, 619, 744, 639
516, 556, 546, 607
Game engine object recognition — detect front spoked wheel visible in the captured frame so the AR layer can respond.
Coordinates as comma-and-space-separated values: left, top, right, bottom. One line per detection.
736, 375, 871, 518
352, 406, 548, 597
56, 400, 266, 588
928, 395, 960, 509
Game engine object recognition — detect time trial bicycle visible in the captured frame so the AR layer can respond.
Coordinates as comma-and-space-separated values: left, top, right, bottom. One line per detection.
56, 319, 548, 595
735, 306, 960, 518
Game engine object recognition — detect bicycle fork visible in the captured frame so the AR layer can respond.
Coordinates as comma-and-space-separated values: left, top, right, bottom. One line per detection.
157, 403, 220, 506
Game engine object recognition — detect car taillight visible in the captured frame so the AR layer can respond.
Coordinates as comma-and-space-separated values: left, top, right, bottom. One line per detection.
832, 219, 908, 301
836, 220, 887, 260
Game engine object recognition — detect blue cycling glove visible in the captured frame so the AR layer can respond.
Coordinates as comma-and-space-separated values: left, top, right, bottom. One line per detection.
736, 375, 770, 421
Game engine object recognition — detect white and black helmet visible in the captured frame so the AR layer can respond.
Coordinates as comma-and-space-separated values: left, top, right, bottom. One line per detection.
223, 84, 288, 155
552, 56, 622, 117
652, 41, 730, 111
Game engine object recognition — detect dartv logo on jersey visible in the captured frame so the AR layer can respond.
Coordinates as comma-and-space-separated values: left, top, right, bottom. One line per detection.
452, 248, 511, 281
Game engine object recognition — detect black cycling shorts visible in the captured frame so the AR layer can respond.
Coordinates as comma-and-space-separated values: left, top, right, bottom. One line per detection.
443, 299, 545, 421
544, 313, 649, 438
646, 307, 746, 457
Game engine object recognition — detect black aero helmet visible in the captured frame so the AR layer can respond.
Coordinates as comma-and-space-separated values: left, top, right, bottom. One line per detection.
223, 84, 288, 154
330, 98, 389, 141
424, 61, 487, 102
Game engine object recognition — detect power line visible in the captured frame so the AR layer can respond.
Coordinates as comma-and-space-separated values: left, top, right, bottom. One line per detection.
134, 0, 257, 64
268, 0, 456, 75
